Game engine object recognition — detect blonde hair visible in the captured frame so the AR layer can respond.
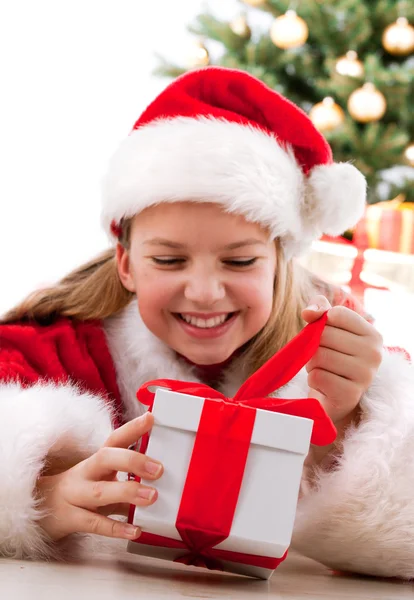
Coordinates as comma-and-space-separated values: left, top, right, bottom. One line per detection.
1, 216, 323, 377
239, 242, 313, 377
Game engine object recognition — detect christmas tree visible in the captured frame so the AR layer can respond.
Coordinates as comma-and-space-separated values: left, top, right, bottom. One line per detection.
156, 0, 414, 205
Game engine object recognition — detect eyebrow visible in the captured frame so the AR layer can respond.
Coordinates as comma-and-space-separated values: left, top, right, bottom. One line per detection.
143, 238, 266, 250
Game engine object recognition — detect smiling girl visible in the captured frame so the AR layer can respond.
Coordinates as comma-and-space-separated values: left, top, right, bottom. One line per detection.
1, 67, 413, 579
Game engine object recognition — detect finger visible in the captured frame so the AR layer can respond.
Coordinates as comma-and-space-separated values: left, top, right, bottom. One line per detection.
302, 295, 332, 324
105, 412, 154, 449
320, 326, 383, 367
85, 447, 163, 481
75, 508, 142, 540
320, 325, 365, 356
327, 305, 375, 336
77, 479, 158, 510
306, 347, 372, 385
308, 368, 360, 420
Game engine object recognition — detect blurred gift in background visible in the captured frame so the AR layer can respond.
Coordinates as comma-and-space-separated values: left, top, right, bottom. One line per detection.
1, 0, 413, 352
300, 235, 414, 356
300, 197, 414, 355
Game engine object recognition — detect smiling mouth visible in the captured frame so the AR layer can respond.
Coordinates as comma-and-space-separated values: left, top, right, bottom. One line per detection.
175, 312, 237, 329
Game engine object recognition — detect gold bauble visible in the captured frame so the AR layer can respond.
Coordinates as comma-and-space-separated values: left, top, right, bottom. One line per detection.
270, 10, 309, 49
309, 97, 345, 132
404, 143, 414, 166
382, 17, 414, 56
347, 83, 387, 123
188, 40, 210, 68
335, 51, 364, 78
242, 0, 266, 6
230, 15, 251, 39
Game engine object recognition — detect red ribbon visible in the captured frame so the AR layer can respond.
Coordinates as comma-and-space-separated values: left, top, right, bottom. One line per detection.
130, 312, 336, 572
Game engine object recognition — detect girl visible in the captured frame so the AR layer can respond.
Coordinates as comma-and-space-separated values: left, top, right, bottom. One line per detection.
1, 67, 413, 579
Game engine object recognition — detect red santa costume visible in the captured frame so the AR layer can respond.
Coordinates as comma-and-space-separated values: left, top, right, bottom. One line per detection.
1, 67, 414, 579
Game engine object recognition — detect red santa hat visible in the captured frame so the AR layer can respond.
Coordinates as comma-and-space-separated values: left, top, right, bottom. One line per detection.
101, 66, 366, 257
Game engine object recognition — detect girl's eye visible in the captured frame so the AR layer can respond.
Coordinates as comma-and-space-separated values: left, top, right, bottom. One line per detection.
152, 257, 185, 265
224, 258, 257, 267
151, 257, 258, 267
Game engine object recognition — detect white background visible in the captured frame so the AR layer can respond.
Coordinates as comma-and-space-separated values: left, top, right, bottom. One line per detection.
0, 0, 413, 354
0, 0, 240, 313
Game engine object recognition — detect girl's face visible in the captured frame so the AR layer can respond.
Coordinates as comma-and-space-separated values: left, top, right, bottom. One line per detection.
117, 202, 277, 365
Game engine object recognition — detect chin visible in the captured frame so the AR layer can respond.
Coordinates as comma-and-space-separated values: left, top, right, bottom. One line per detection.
185, 347, 235, 366
194, 356, 229, 366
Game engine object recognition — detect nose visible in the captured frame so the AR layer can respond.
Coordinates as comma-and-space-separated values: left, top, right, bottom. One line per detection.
184, 267, 225, 306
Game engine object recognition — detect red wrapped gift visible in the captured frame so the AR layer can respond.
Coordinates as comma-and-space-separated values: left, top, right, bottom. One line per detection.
127, 313, 336, 578
354, 200, 414, 254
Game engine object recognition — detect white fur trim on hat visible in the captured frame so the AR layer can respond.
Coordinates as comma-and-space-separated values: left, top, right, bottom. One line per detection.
306, 163, 367, 236
101, 117, 366, 257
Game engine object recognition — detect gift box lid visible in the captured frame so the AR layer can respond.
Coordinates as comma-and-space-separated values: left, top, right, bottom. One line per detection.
151, 388, 314, 455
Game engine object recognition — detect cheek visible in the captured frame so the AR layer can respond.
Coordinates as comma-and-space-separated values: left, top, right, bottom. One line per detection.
134, 269, 176, 322
235, 269, 275, 321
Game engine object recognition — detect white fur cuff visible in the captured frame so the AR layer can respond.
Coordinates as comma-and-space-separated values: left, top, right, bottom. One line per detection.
0, 382, 113, 560
292, 350, 414, 579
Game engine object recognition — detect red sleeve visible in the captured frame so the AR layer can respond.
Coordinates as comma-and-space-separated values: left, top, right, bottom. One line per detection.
0, 322, 66, 387
0, 318, 123, 425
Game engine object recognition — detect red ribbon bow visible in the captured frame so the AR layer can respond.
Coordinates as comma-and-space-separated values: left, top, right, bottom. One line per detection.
130, 312, 336, 573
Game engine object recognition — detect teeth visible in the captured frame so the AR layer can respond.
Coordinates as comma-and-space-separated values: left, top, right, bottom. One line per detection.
180, 314, 229, 328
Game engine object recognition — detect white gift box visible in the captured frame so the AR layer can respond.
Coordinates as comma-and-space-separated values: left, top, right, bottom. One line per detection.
128, 388, 314, 579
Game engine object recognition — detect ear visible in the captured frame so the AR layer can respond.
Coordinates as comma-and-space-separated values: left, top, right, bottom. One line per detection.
115, 243, 136, 293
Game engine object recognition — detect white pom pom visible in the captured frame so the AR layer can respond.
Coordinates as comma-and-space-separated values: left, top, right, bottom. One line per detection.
306, 163, 367, 236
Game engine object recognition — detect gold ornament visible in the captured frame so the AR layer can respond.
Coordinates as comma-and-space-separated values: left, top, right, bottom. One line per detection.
309, 97, 345, 132
188, 40, 210, 68
404, 143, 414, 166
230, 14, 251, 39
270, 10, 309, 49
335, 51, 364, 78
382, 17, 414, 56
347, 83, 387, 123
242, 0, 266, 6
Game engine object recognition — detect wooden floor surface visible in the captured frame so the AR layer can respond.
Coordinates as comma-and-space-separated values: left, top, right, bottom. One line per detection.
1, 539, 413, 600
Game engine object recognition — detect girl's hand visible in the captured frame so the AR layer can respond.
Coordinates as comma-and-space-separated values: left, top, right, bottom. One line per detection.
36, 412, 163, 542
302, 295, 383, 441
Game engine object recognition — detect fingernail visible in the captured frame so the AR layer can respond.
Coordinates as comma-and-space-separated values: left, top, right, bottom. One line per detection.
306, 304, 320, 311
145, 460, 162, 476
137, 487, 156, 501
124, 525, 140, 539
